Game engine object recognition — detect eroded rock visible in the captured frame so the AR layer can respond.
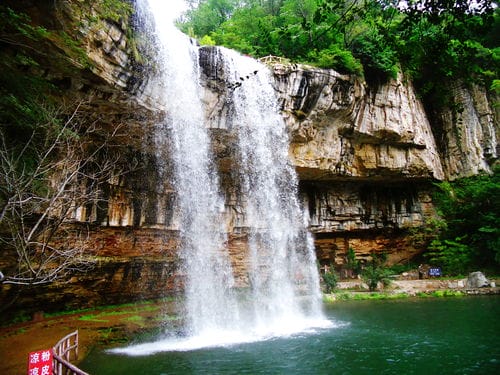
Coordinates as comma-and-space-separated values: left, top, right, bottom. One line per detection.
466, 271, 491, 288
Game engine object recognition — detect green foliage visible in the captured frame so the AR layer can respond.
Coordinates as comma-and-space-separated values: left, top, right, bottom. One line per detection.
180, 0, 238, 37
395, 0, 498, 106
361, 252, 392, 292
429, 168, 500, 273
351, 29, 399, 81
408, 217, 446, 249
210, 5, 278, 56
97, 0, 133, 22
54, 31, 93, 69
0, 6, 49, 40
426, 237, 473, 275
180, 0, 497, 99
322, 265, 338, 293
199, 34, 216, 46
307, 44, 363, 75
0, 5, 98, 160
416, 290, 465, 298
332, 292, 409, 301
387, 262, 417, 275
345, 247, 361, 275
491, 79, 500, 94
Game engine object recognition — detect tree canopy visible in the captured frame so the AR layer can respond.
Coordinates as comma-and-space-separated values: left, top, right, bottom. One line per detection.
180, 0, 499, 96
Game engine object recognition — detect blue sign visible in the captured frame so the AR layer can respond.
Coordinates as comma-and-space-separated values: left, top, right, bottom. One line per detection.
428, 267, 442, 277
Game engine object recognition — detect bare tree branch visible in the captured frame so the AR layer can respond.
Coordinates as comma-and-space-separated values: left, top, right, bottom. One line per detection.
0, 99, 128, 286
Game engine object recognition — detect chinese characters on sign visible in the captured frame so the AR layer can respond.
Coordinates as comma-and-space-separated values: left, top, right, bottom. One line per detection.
28, 349, 53, 375
428, 267, 442, 277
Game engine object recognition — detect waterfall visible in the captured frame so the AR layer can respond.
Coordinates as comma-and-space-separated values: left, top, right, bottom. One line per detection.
218, 48, 324, 330
137, 0, 239, 336
111, 0, 329, 355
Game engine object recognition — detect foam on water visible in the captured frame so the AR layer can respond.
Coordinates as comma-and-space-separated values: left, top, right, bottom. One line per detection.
110, 318, 336, 356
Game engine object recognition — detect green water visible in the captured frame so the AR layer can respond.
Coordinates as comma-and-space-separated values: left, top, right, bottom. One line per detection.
80, 297, 499, 374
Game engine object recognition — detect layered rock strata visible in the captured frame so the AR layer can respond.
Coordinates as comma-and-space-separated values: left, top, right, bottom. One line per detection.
0, 1, 498, 316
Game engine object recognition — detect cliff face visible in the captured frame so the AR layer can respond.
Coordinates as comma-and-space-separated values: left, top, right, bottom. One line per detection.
271, 63, 445, 181
1, 1, 498, 314
436, 81, 498, 179
197, 47, 448, 268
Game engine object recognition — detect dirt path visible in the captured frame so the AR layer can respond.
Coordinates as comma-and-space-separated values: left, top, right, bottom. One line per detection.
0, 301, 174, 374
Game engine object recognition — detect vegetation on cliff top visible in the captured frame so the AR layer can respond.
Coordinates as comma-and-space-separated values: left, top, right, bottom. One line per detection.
180, 0, 499, 102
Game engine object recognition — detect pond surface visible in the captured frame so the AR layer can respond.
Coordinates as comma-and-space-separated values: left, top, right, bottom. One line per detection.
80, 296, 499, 374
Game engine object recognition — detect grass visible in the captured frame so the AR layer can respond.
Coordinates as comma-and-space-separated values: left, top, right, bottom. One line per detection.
78, 315, 108, 322
323, 289, 466, 302
40, 299, 167, 320
123, 315, 144, 322
2, 297, 180, 330
77, 303, 163, 323
0, 299, 171, 327
324, 292, 410, 302
416, 290, 465, 298
97, 327, 130, 345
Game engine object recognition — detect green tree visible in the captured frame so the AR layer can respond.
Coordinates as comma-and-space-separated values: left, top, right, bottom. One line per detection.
430, 168, 500, 274
393, 0, 498, 106
211, 4, 276, 56
180, 0, 238, 37
344, 247, 361, 277
361, 252, 392, 292
322, 264, 338, 293
426, 237, 473, 275
180, 0, 497, 89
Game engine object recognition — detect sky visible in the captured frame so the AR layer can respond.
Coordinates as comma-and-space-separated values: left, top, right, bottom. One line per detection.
148, 0, 189, 22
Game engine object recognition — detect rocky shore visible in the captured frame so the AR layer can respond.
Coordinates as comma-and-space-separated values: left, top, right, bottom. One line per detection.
334, 278, 500, 298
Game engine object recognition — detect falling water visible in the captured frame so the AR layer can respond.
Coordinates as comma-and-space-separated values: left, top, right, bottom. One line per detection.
136, 0, 239, 337
112, 0, 328, 355
219, 48, 324, 329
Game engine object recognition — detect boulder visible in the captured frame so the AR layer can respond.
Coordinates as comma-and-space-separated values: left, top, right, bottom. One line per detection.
466, 271, 490, 288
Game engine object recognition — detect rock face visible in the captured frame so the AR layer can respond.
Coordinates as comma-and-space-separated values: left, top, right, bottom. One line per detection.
271, 63, 444, 181
197, 47, 454, 268
436, 82, 498, 180
0, 2, 498, 315
466, 271, 491, 289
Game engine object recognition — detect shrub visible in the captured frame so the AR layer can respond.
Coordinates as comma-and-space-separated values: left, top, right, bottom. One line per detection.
345, 247, 361, 276
361, 252, 392, 292
307, 44, 363, 76
322, 266, 338, 293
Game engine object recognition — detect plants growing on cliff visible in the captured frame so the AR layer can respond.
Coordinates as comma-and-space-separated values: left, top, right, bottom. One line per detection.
426, 237, 473, 275
344, 247, 361, 277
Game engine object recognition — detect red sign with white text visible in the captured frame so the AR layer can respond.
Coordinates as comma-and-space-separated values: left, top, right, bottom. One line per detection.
27, 349, 53, 375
